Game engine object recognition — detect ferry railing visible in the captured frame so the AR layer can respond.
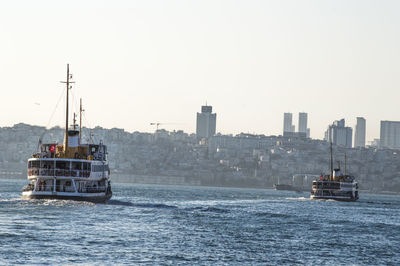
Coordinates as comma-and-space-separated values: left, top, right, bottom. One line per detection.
77, 186, 107, 193
54, 185, 76, 193
28, 168, 91, 178
34, 185, 106, 193
35, 185, 54, 192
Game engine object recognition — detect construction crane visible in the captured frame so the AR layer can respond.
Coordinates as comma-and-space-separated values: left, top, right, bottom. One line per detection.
150, 122, 181, 131
150, 122, 163, 131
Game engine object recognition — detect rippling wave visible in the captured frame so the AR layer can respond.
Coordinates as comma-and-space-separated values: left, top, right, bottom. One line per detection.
1, 179, 399, 265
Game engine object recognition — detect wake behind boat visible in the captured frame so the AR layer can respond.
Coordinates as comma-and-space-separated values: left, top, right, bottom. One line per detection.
273, 184, 302, 192
22, 65, 112, 203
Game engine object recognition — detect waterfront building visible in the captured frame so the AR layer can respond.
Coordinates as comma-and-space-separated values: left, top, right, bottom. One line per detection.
354, 117, 366, 148
380, 121, 400, 149
196, 105, 216, 139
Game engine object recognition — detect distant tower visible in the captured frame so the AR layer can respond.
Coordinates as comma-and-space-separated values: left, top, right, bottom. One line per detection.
298, 112, 310, 138
324, 119, 352, 148
354, 117, 366, 148
196, 104, 216, 139
283, 113, 295, 135
380, 120, 400, 149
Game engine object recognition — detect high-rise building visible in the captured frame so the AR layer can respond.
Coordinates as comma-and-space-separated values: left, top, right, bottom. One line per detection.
298, 112, 310, 138
298, 112, 307, 133
283, 113, 295, 136
354, 117, 366, 148
324, 119, 352, 148
196, 105, 216, 139
380, 121, 400, 149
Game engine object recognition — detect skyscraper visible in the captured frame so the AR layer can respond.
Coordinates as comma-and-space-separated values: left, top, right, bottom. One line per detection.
298, 112, 310, 138
324, 119, 352, 148
196, 105, 216, 139
354, 117, 366, 148
298, 112, 307, 133
380, 121, 400, 149
283, 113, 295, 136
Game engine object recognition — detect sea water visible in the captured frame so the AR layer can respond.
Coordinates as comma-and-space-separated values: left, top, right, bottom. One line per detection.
0, 179, 399, 265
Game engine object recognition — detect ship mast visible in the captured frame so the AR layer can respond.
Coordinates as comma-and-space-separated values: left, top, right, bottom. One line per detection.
330, 137, 333, 180
80, 98, 84, 143
60, 64, 74, 152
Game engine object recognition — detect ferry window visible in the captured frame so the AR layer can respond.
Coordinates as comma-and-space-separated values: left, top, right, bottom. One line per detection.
32, 161, 40, 168
56, 161, 68, 169
83, 162, 91, 171
90, 146, 97, 155
42, 160, 54, 169
72, 162, 82, 170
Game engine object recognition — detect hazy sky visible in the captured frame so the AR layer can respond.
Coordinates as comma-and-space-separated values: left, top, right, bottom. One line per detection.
1, 0, 399, 141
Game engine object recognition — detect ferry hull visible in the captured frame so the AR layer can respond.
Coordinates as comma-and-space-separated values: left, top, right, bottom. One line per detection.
22, 192, 112, 203
310, 195, 357, 202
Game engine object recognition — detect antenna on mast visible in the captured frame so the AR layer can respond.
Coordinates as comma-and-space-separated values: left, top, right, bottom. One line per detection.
60, 64, 75, 152
80, 98, 84, 143
72, 113, 77, 130
330, 127, 333, 181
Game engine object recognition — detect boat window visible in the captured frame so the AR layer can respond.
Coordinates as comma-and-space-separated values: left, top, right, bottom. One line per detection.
91, 165, 105, 172
72, 162, 82, 170
28, 161, 32, 168
56, 161, 68, 170
89, 145, 99, 156
41, 160, 54, 169
31, 161, 40, 168
83, 162, 91, 171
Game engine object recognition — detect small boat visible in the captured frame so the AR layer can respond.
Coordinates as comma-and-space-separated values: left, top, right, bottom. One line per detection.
22, 65, 112, 203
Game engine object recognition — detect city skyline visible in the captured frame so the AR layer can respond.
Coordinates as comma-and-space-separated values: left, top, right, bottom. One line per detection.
1, 1, 399, 141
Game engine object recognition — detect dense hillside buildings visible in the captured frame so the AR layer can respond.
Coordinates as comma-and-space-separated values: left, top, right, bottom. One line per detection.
324, 119, 353, 148
354, 117, 366, 148
380, 121, 400, 149
1, 123, 400, 193
196, 105, 216, 139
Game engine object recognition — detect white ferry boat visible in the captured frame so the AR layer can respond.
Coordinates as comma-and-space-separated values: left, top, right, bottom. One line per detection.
310, 143, 358, 201
310, 169, 358, 201
22, 65, 112, 203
